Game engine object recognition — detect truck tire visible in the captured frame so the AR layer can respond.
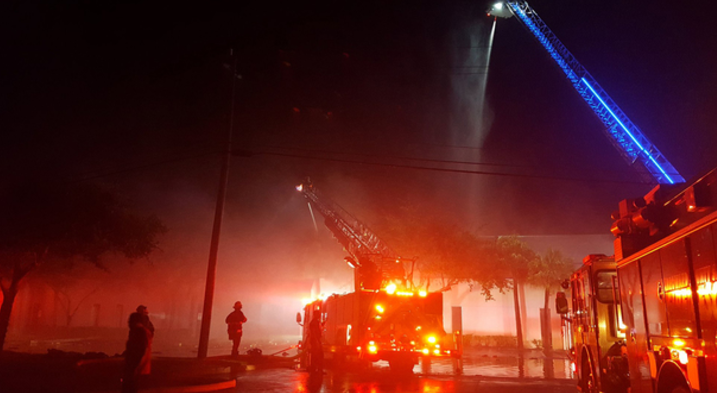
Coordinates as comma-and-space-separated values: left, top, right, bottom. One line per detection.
580, 361, 597, 393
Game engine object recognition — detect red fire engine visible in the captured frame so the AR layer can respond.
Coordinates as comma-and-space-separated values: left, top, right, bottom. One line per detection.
563, 168, 717, 393
295, 180, 453, 372
611, 168, 717, 393
560, 254, 629, 393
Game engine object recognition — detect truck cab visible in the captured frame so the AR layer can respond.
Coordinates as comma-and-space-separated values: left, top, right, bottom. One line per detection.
563, 254, 628, 393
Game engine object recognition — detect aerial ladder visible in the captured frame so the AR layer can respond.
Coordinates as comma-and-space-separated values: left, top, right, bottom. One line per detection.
296, 179, 410, 292
295, 179, 451, 372
488, 1, 685, 185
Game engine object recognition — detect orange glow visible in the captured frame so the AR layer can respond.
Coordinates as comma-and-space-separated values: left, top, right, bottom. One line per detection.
415, 326, 422, 331
396, 291, 414, 297
418, 290, 427, 297
375, 315, 382, 320
422, 348, 429, 355
427, 336, 437, 344
667, 288, 692, 298
677, 350, 689, 365
385, 283, 397, 294
433, 349, 440, 355
697, 281, 717, 296
368, 344, 378, 354
375, 304, 385, 314
673, 339, 686, 348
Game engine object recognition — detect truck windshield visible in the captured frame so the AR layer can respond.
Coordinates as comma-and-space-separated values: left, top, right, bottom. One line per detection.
595, 271, 618, 303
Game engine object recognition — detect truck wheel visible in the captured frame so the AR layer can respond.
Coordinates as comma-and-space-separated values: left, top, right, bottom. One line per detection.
580, 362, 597, 393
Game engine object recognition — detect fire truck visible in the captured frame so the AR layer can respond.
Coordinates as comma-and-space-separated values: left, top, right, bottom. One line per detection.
488, 2, 716, 392
560, 169, 717, 393
609, 169, 717, 393
295, 180, 453, 373
560, 254, 629, 393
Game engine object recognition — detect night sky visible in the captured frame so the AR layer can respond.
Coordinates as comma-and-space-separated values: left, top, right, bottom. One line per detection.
4, 1, 717, 337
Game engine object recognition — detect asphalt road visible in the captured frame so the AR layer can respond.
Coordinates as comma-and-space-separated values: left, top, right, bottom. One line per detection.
222, 368, 577, 393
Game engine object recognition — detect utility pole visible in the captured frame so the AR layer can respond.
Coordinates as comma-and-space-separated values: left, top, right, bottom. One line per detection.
198, 49, 237, 359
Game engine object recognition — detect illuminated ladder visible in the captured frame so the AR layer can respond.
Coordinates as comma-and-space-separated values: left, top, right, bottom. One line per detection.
297, 181, 405, 278
503, 1, 685, 185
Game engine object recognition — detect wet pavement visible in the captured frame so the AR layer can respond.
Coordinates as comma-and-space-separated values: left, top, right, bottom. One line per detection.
219, 353, 576, 393
226, 367, 576, 393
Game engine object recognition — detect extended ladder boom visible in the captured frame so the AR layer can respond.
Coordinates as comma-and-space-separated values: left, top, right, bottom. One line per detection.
492, 1, 685, 185
296, 180, 407, 289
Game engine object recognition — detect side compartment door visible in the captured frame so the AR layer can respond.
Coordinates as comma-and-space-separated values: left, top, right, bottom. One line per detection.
690, 224, 717, 391
619, 261, 653, 393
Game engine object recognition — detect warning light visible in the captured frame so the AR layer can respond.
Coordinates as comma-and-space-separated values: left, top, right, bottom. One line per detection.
418, 290, 427, 297
678, 350, 689, 365
427, 336, 437, 344
375, 305, 385, 314
422, 348, 429, 355
368, 341, 378, 354
386, 283, 397, 295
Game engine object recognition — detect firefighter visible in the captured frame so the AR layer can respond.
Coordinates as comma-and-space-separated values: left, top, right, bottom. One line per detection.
135, 305, 155, 338
226, 301, 248, 357
307, 312, 324, 373
604, 341, 630, 393
122, 312, 152, 393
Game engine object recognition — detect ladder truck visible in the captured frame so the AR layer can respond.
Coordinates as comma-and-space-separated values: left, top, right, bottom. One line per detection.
295, 179, 452, 373
488, 1, 685, 186
488, 2, 717, 393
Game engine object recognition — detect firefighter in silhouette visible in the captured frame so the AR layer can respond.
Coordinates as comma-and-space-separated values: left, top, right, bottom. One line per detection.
604, 341, 630, 393
306, 312, 324, 373
226, 301, 248, 357
135, 305, 155, 338
122, 311, 152, 393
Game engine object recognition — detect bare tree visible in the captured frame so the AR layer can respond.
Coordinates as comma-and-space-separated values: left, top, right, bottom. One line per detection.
0, 182, 165, 351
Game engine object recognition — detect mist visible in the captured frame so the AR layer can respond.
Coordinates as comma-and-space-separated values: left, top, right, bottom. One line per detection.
6, 0, 710, 358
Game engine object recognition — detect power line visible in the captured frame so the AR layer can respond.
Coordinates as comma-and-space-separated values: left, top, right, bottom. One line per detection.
238, 148, 649, 185
62, 144, 647, 186
257, 144, 644, 178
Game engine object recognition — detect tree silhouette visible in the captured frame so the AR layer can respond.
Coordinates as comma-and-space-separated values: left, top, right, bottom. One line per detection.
529, 248, 575, 310
494, 235, 538, 351
374, 206, 504, 297
528, 247, 575, 353
0, 182, 165, 351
